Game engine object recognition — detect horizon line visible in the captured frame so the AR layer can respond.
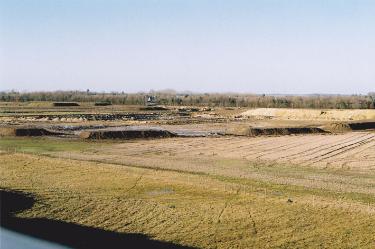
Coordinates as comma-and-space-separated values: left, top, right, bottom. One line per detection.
1, 89, 374, 96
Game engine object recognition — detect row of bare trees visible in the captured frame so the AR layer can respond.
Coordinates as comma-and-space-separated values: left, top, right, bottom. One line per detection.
1, 91, 374, 109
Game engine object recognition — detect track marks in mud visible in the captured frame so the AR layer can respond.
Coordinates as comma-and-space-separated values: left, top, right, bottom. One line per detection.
305, 135, 375, 166
124, 175, 144, 193
116, 132, 375, 169
216, 187, 240, 224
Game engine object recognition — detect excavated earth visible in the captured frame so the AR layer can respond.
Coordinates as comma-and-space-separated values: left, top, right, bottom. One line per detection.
79, 127, 177, 139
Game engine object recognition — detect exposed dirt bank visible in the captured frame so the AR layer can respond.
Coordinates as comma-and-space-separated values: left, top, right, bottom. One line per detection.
79, 128, 177, 139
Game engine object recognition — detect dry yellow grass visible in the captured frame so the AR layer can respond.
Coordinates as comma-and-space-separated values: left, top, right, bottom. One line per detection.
1, 101, 375, 248
1, 152, 375, 248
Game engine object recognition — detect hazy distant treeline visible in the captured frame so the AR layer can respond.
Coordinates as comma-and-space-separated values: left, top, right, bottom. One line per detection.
1, 91, 375, 109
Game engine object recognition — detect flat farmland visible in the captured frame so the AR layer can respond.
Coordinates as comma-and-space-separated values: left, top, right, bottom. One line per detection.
92, 131, 375, 170
1, 104, 375, 248
38, 131, 373, 199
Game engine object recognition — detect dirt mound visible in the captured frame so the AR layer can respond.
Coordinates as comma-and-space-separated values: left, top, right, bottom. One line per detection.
140, 106, 169, 111
53, 102, 80, 106
227, 127, 328, 136
80, 128, 177, 139
322, 122, 352, 133
323, 121, 375, 133
94, 101, 112, 106
14, 113, 164, 122
241, 108, 375, 121
0, 126, 64, 136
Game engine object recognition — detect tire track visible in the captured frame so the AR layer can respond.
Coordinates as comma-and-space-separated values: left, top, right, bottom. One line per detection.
124, 174, 143, 193
329, 139, 375, 162
253, 135, 328, 160
216, 187, 240, 224
261, 137, 331, 160
305, 135, 375, 166
280, 133, 369, 161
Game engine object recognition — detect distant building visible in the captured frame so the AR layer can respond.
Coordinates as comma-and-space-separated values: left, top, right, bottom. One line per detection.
145, 95, 157, 106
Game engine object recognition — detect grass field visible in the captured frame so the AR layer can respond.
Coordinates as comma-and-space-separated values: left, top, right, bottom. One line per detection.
1, 137, 375, 248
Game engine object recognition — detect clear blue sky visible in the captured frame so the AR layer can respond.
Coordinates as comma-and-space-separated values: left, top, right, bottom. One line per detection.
0, 0, 374, 94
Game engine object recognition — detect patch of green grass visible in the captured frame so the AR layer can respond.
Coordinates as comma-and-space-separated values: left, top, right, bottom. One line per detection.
212, 158, 375, 204
212, 174, 375, 205
0, 137, 93, 154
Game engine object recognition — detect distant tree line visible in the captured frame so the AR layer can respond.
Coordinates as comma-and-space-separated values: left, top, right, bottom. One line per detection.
1, 90, 374, 109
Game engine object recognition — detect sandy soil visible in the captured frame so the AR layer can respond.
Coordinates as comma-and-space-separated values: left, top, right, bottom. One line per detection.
241, 108, 375, 121
87, 132, 375, 170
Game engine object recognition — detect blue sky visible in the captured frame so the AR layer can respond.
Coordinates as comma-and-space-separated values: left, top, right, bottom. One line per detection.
0, 0, 374, 94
